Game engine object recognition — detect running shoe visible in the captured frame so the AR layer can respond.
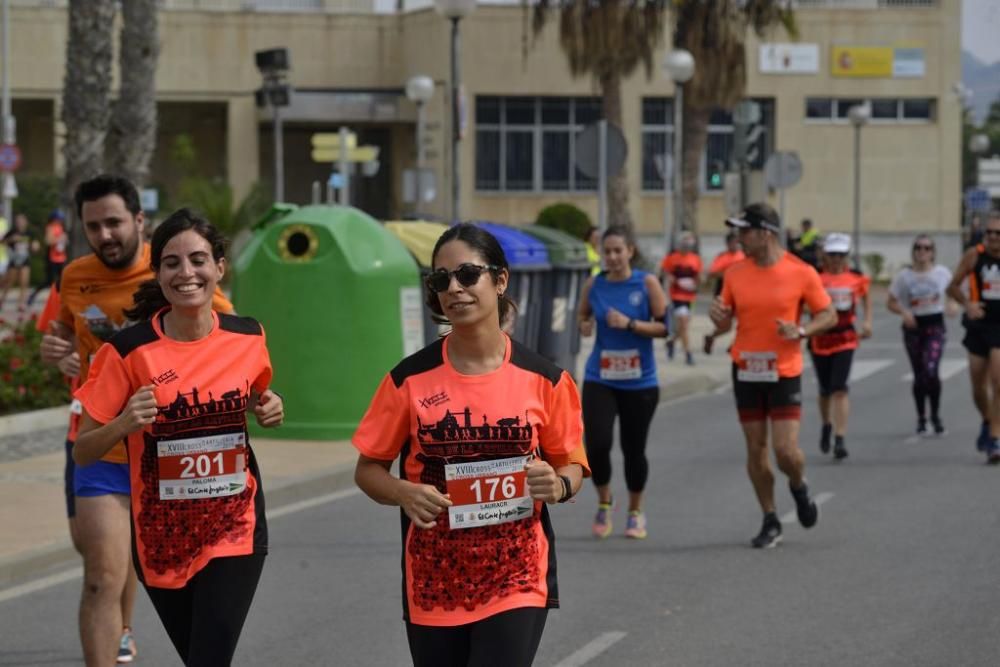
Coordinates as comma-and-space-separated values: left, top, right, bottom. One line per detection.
931, 417, 947, 437
592, 501, 614, 539
986, 440, 1000, 466
117, 628, 137, 664
976, 421, 990, 452
916, 419, 928, 437
703, 334, 714, 355
833, 436, 848, 461
624, 510, 647, 539
666, 339, 675, 360
789, 481, 819, 528
685, 351, 695, 366
819, 423, 832, 454
751, 513, 782, 549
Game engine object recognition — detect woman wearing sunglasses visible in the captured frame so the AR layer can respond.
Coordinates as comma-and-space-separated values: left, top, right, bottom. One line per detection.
353, 223, 589, 667
809, 233, 872, 460
577, 225, 668, 539
888, 235, 953, 438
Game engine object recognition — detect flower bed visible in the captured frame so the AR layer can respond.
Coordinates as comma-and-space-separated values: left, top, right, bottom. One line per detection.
0, 314, 70, 415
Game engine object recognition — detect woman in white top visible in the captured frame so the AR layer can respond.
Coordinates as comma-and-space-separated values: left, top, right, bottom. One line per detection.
887, 235, 953, 436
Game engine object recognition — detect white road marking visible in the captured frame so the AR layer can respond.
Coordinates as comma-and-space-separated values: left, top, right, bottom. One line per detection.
848, 360, 895, 383
901, 359, 968, 383
552, 631, 628, 667
0, 487, 363, 603
780, 491, 834, 526
0, 566, 82, 604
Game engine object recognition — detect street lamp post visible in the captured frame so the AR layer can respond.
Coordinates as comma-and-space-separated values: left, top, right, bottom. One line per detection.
1, 0, 15, 225
405, 75, 434, 216
435, 0, 475, 223
255, 48, 292, 204
848, 102, 871, 271
663, 49, 695, 253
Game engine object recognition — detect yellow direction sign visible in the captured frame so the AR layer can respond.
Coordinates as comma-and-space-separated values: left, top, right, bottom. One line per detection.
310, 146, 380, 163
310, 132, 357, 150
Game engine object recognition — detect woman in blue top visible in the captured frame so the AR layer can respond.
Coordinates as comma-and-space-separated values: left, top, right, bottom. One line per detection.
577, 225, 668, 539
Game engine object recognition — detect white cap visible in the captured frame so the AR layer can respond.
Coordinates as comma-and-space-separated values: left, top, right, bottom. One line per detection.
824, 233, 851, 254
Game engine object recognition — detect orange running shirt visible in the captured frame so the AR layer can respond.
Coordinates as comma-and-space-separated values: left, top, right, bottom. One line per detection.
36, 285, 81, 437
75, 311, 272, 589
661, 252, 703, 302
722, 252, 831, 378
352, 335, 589, 627
810, 270, 870, 356
46, 222, 68, 264
709, 250, 745, 276
58, 244, 232, 459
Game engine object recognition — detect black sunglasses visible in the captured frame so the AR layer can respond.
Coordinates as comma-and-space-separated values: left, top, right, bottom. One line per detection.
985, 229, 1000, 237
826, 252, 847, 258
426, 264, 498, 293
913, 244, 934, 251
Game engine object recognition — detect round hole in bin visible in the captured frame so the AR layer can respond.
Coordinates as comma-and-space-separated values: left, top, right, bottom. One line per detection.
286, 231, 311, 257
277, 224, 319, 262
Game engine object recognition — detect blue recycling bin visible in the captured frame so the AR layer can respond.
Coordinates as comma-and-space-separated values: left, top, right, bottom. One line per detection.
471, 222, 550, 350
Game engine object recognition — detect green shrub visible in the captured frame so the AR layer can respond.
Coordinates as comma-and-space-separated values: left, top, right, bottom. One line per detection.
862, 252, 885, 280
0, 315, 70, 415
535, 203, 593, 241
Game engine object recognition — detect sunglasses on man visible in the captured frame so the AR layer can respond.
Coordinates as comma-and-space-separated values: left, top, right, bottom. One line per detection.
425, 264, 498, 293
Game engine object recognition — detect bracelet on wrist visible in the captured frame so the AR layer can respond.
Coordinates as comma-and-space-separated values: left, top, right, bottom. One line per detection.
557, 475, 573, 503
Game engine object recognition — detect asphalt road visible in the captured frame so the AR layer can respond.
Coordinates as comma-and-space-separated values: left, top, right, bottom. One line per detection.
3, 309, 1000, 666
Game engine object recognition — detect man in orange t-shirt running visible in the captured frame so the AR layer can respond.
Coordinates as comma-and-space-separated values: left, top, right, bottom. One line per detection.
710, 203, 836, 549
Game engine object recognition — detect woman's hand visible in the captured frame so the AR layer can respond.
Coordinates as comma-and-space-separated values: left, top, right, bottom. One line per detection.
57, 352, 80, 378
525, 459, 562, 504
117, 385, 157, 434
254, 390, 284, 428
578, 317, 594, 337
901, 311, 917, 329
606, 307, 630, 330
397, 481, 452, 529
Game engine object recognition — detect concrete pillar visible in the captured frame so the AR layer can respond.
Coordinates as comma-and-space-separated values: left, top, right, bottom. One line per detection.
227, 95, 259, 204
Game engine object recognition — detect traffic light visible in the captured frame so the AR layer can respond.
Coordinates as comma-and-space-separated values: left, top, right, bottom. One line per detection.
708, 160, 725, 189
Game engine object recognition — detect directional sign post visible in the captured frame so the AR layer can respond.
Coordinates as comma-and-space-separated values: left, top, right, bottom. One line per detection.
765, 151, 804, 236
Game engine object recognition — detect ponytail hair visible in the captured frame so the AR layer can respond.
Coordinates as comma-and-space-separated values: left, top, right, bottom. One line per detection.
124, 207, 227, 321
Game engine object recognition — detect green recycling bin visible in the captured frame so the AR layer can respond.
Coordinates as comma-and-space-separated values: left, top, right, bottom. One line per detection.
231, 205, 425, 440
521, 225, 591, 374
384, 220, 451, 348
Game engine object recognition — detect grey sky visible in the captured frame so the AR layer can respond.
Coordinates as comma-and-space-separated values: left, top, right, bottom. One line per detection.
964, 0, 1000, 64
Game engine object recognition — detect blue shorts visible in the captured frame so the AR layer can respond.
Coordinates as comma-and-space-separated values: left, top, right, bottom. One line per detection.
74, 458, 130, 498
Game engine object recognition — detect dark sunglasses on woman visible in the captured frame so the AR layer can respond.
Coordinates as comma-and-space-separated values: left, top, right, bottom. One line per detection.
426, 264, 498, 293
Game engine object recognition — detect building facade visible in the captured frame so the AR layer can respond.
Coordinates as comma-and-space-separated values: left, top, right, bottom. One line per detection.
6, 0, 960, 244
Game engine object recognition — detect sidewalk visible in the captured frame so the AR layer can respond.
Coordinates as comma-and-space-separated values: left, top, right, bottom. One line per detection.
0, 312, 732, 587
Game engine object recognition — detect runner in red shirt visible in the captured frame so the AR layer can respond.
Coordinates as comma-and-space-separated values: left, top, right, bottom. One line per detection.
703, 231, 745, 354
75, 210, 283, 666
353, 223, 589, 666
710, 203, 836, 549
660, 232, 703, 365
810, 234, 872, 460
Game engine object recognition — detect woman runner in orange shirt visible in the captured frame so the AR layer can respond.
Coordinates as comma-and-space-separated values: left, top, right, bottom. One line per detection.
353, 223, 589, 667
74, 210, 284, 667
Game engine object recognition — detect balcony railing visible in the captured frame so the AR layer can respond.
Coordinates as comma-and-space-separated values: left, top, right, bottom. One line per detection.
795, 0, 937, 8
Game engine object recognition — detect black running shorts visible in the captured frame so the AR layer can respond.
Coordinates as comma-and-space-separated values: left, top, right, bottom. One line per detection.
731, 364, 802, 423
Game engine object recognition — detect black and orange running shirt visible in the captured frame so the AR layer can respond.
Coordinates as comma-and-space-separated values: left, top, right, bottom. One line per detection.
75, 310, 272, 589
352, 335, 589, 627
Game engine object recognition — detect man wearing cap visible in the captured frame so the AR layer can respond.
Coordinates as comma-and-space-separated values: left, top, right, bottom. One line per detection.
809, 233, 872, 460
709, 202, 836, 548
28, 210, 68, 306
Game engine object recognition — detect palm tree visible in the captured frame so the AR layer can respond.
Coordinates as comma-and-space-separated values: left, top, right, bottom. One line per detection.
673, 0, 796, 232
530, 1, 671, 231
62, 0, 115, 258
106, 0, 160, 188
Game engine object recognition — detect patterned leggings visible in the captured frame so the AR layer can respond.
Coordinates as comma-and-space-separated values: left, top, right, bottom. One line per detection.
903, 324, 946, 420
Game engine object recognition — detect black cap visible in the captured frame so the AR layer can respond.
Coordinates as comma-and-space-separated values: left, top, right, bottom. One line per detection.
725, 203, 781, 234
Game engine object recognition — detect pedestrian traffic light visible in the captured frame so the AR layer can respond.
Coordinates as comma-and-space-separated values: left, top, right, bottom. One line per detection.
708, 160, 725, 189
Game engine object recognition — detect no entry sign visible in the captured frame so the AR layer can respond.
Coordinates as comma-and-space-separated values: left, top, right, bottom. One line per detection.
0, 144, 21, 173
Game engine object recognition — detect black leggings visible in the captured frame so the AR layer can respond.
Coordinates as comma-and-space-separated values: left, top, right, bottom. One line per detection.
903, 323, 946, 420
144, 553, 265, 667
405, 607, 548, 667
581, 382, 660, 492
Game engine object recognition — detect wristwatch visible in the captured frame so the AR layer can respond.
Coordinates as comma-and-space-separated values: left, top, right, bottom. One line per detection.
797, 326, 807, 339
557, 475, 573, 503
627, 318, 636, 332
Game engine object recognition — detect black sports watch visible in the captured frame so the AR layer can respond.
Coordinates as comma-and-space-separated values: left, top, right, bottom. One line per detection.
557, 475, 573, 503
627, 318, 637, 332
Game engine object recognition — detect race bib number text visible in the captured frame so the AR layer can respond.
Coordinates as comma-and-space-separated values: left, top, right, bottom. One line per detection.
600, 349, 642, 381
157, 432, 247, 500
737, 351, 779, 383
445, 456, 533, 530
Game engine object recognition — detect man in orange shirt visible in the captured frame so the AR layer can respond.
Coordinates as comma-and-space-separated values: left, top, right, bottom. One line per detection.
28, 210, 69, 306
660, 231, 703, 366
40, 175, 232, 665
703, 231, 745, 354
710, 203, 836, 549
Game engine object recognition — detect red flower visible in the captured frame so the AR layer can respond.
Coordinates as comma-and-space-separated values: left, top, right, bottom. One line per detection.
17, 385, 26, 396
1, 373, 11, 383
9, 357, 23, 371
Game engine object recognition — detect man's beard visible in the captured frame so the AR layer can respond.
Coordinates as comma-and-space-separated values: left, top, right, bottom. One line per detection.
93, 235, 140, 270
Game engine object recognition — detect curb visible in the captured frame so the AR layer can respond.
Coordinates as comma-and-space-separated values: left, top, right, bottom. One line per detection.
0, 460, 358, 589
0, 405, 70, 438
659, 372, 729, 403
